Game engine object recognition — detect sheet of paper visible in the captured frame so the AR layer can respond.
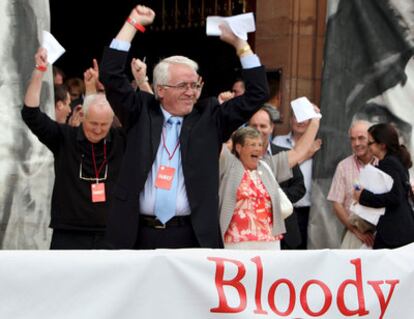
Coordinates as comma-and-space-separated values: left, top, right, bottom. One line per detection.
350, 203, 382, 225
42, 30, 65, 64
290, 97, 322, 122
350, 164, 394, 225
206, 12, 255, 40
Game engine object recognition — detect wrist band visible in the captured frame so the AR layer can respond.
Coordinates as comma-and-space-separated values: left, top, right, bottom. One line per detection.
126, 17, 146, 33
237, 44, 252, 57
35, 64, 47, 72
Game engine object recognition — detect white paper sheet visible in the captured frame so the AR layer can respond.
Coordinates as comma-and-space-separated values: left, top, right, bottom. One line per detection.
206, 13, 255, 40
290, 96, 322, 122
41, 30, 65, 65
350, 164, 394, 225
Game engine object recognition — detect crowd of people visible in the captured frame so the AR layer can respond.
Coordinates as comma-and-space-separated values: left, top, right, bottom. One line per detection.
22, 4, 414, 251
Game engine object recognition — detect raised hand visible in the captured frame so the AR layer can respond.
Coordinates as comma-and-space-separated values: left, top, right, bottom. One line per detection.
218, 23, 248, 53
218, 91, 235, 104
34, 47, 48, 71
131, 58, 148, 84
84, 59, 104, 95
129, 5, 155, 26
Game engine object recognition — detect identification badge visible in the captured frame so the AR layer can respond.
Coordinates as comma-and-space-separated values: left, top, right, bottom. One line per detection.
155, 165, 175, 190
91, 183, 106, 202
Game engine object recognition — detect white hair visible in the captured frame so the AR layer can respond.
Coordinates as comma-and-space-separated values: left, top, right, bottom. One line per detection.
82, 93, 114, 118
348, 119, 372, 136
152, 55, 199, 99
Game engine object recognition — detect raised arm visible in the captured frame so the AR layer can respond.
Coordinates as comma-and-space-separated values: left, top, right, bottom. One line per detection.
22, 48, 63, 152
24, 48, 48, 108
287, 113, 321, 168
216, 23, 269, 142
131, 57, 153, 94
100, 5, 155, 130
115, 5, 155, 43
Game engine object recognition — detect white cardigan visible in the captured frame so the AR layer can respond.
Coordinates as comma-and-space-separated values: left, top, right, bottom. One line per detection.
219, 147, 292, 242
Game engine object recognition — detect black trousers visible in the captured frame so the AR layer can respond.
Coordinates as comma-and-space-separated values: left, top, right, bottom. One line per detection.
295, 206, 310, 249
50, 229, 106, 249
134, 217, 200, 249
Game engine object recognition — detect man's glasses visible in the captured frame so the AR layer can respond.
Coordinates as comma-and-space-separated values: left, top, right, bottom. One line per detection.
161, 81, 203, 91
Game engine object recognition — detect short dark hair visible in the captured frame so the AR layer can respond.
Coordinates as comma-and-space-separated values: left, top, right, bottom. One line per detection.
54, 85, 69, 104
231, 126, 261, 157
261, 104, 281, 124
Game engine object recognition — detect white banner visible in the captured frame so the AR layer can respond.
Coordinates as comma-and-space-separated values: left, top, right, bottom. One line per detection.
1, 245, 414, 318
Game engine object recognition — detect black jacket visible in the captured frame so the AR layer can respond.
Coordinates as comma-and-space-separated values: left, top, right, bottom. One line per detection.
100, 47, 269, 248
271, 144, 306, 248
360, 154, 414, 248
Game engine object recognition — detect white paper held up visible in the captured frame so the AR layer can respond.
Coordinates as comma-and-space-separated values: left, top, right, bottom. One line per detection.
206, 13, 255, 40
290, 96, 322, 123
42, 31, 65, 65
350, 164, 394, 225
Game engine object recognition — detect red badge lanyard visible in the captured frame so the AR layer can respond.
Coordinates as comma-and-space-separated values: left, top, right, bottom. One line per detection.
91, 140, 107, 183
161, 128, 180, 161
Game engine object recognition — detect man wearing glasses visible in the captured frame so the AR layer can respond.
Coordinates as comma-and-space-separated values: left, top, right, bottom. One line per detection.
100, 5, 269, 249
22, 48, 126, 249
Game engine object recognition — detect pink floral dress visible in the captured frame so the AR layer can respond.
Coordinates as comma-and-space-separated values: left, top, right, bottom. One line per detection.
224, 169, 283, 244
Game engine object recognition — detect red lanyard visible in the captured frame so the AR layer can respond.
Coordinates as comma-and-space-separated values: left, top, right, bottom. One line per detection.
91, 140, 107, 181
161, 128, 180, 161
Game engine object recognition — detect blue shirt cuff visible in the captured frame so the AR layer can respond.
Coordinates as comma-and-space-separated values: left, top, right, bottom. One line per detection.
240, 54, 261, 69
109, 39, 131, 52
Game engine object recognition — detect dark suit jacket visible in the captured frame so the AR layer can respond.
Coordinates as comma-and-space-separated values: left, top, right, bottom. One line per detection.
359, 154, 414, 248
100, 47, 269, 248
270, 144, 306, 249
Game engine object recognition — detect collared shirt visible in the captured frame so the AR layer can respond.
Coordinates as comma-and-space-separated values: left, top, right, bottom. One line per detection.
139, 107, 191, 216
273, 132, 312, 207
261, 143, 274, 167
327, 154, 378, 215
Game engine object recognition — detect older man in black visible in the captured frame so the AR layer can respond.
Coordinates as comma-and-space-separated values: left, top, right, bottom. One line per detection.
22, 48, 125, 249
100, 5, 269, 249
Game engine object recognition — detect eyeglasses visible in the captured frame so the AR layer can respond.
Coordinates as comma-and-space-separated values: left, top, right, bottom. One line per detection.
79, 161, 108, 182
367, 141, 376, 146
161, 82, 203, 91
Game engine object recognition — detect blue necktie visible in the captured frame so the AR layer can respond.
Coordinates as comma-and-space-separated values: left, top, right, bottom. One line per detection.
154, 117, 181, 224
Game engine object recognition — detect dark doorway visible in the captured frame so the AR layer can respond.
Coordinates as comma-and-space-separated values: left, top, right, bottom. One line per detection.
49, 0, 253, 96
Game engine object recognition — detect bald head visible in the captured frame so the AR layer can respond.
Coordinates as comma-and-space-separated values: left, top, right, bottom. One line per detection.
82, 94, 114, 143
